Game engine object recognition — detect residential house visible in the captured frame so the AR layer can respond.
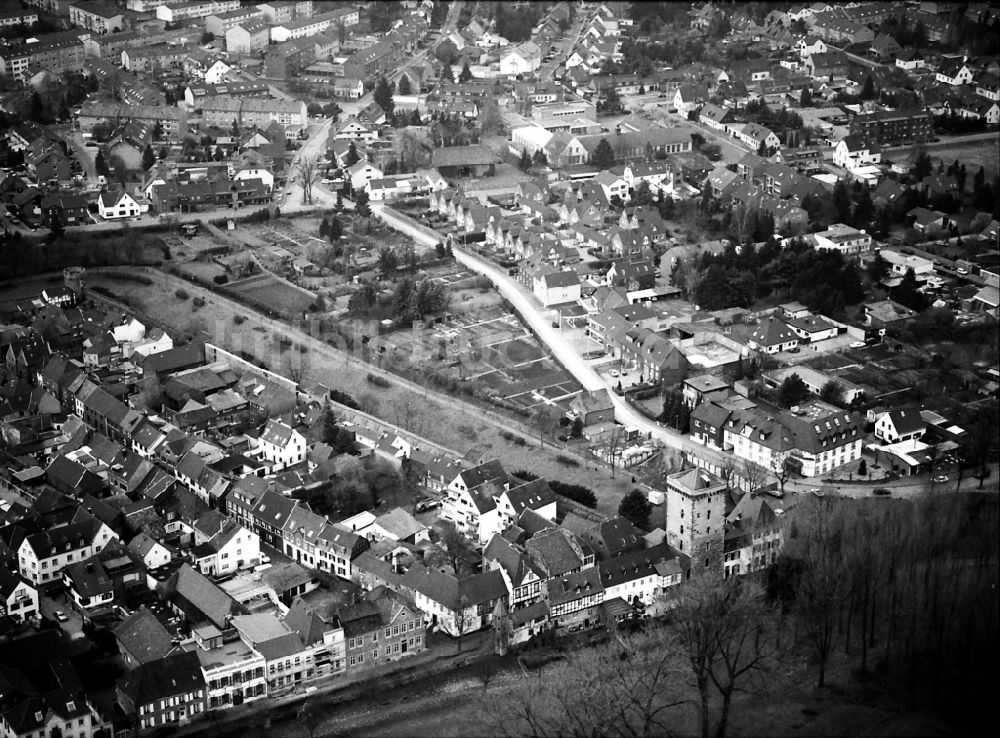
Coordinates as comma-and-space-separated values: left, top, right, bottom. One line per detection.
747, 316, 799, 354
116, 651, 207, 733
875, 407, 926, 444
18, 516, 118, 586
813, 223, 872, 254
833, 135, 881, 169
532, 267, 581, 308
402, 565, 508, 637
97, 189, 140, 220
0, 567, 38, 623
114, 606, 175, 668
255, 419, 305, 472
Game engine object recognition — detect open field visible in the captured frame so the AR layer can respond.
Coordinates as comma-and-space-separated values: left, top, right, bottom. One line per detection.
226, 274, 316, 314
891, 137, 1000, 180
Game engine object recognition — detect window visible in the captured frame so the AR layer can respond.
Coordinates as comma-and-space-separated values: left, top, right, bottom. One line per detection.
372, 650, 378, 660
384, 628, 391, 638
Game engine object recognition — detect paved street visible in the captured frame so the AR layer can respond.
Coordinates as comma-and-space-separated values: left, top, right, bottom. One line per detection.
373, 205, 1000, 500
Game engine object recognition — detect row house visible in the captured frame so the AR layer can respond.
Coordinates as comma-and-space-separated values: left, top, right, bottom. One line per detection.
339, 587, 425, 668
192, 518, 260, 577
187, 626, 267, 710
402, 565, 508, 637
116, 651, 207, 734
156, 0, 240, 23
599, 542, 684, 610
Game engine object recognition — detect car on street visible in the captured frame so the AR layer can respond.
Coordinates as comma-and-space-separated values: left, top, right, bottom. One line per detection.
609, 369, 619, 377
849, 341, 866, 349
873, 487, 891, 496
956, 268, 969, 275
810, 488, 823, 497
932, 475, 949, 483
54, 610, 69, 622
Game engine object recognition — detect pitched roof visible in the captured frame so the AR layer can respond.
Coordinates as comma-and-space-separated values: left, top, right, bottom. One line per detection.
749, 316, 798, 347
169, 563, 243, 629
525, 527, 584, 577
114, 607, 174, 665
118, 651, 204, 707
883, 407, 925, 436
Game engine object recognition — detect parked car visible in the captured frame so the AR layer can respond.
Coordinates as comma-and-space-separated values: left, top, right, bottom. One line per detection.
873, 487, 891, 496
956, 268, 969, 275
54, 610, 69, 622
415, 499, 441, 513
609, 369, 619, 377
932, 475, 949, 483
849, 341, 866, 349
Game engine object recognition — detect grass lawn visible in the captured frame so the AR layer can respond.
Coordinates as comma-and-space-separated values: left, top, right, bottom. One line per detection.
227, 274, 316, 314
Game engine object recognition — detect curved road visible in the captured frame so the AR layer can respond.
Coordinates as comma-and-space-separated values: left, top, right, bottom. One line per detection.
372, 203, 737, 472
372, 205, 1000, 499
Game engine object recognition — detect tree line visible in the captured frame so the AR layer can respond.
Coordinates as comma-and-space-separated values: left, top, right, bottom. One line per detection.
672, 238, 864, 319
483, 492, 998, 738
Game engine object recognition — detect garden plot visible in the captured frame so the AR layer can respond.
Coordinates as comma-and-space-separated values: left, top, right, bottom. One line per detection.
227, 274, 316, 315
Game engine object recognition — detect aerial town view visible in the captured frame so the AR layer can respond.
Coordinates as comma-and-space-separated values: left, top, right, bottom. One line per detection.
0, 0, 997, 736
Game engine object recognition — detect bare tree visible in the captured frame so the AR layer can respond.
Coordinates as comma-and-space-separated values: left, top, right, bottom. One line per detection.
791, 498, 849, 687
773, 455, 796, 496
282, 348, 309, 385
718, 455, 738, 492
454, 593, 471, 653
434, 520, 474, 577
533, 404, 561, 448
482, 630, 687, 738
295, 155, 322, 205
666, 575, 777, 738
740, 459, 770, 497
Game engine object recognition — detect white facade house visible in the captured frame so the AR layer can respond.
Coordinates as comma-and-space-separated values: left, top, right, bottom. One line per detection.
533, 268, 582, 308
193, 521, 261, 577
234, 166, 274, 191
347, 159, 384, 192
724, 409, 865, 479
131, 328, 174, 357
255, 419, 306, 472
875, 408, 926, 444
0, 568, 38, 623
833, 135, 881, 169
334, 118, 378, 142
814, 223, 872, 254
203, 58, 232, 85
500, 41, 542, 76
98, 189, 140, 220
17, 520, 118, 586
127, 532, 173, 570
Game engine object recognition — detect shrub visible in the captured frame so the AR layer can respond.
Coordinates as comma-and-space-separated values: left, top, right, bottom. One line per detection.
175, 289, 190, 300
298, 344, 308, 354
549, 480, 597, 508
555, 454, 580, 467
366, 373, 390, 388
192, 296, 206, 308
213, 274, 229, 285
233, 315, 246, 324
